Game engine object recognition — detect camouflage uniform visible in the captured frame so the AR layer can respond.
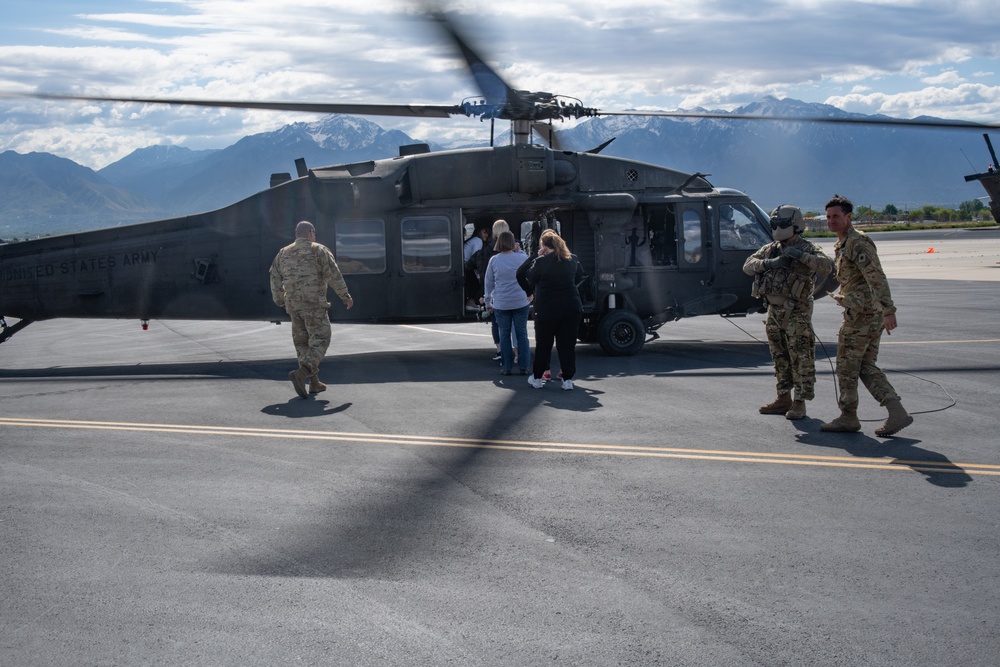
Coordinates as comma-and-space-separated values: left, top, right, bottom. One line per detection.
831, 227, 898, 411
269, 238, 352, 377
744, 237, 833, 401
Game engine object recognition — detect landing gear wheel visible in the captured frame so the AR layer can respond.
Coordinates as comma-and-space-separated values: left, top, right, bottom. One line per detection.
597, 310, 646, 356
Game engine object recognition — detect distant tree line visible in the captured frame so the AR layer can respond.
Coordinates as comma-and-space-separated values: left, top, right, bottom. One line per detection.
806, 200, 992, 224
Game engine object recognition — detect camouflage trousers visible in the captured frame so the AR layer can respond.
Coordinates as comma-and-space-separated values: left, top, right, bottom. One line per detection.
287, 306, 332, 376
765, 303, 817, 400
835, 309, 899, 411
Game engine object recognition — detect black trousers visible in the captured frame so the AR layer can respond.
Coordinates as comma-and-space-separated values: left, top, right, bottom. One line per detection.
532, 314, 581, 380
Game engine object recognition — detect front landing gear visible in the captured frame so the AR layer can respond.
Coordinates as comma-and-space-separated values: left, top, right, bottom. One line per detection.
597, 310, 646, 356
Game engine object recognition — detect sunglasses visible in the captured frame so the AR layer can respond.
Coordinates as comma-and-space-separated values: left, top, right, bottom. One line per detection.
770, 216, 797, 231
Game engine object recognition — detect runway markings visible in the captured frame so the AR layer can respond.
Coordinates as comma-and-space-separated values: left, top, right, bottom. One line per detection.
2, 417, 998, 478
882, 338, 1000, 345
399, 324, 491, 337
400, 323, 1000, 346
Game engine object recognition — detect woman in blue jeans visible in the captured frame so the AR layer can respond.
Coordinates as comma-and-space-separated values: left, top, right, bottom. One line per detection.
483, 230, 531, 375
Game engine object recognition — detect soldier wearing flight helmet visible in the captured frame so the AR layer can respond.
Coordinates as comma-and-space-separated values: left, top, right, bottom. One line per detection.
744, 205, 833, 420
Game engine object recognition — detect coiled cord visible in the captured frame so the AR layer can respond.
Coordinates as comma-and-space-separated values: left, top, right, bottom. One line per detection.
724, 315, 956, 417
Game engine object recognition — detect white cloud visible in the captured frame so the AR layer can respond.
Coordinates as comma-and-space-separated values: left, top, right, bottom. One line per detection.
826, 83, 1000, 120
1, 0, 998, 167
922, 70, 965, 85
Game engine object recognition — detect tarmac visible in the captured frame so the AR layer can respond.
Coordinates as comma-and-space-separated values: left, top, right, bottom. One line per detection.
2, 228, 999, 666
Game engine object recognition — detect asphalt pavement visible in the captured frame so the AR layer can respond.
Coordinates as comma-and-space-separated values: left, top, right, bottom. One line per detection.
2, 228, 999, 666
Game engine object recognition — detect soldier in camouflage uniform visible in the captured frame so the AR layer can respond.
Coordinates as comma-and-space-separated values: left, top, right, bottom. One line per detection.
744, 205, 833, 420
820, 195, 913, 436
269, 221, 354, 398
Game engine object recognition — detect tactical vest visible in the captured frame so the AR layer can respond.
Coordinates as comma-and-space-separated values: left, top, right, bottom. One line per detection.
752, 243, 815, 304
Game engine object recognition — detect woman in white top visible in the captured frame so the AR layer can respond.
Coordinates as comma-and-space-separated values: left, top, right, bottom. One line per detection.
484, 231, 531, 375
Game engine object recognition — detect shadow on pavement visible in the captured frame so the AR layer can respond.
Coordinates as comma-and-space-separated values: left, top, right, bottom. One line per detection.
794, 422, 973, 488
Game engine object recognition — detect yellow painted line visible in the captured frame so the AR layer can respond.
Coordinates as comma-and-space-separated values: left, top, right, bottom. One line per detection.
2, 417, 997, 477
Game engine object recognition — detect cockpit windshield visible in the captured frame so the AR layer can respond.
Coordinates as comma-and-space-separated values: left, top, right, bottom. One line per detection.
718, 202, 771, 250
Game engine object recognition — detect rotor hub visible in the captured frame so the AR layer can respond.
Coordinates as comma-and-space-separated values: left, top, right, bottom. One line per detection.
461, 94, 598, 122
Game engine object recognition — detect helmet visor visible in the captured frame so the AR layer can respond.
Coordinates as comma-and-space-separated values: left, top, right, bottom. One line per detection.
770, 215, 797, 231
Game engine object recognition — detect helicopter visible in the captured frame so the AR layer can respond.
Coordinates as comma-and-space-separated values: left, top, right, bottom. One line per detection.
964, 134, 1000, 223
2, 10, 998, 356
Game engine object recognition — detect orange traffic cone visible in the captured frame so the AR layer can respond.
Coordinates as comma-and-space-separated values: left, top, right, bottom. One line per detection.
926, 247, 935, 253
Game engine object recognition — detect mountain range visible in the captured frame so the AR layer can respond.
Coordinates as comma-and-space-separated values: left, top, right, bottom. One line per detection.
0, 97, 993, 239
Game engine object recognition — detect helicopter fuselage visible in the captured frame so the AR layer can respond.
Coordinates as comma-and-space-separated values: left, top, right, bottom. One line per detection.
0, 143, 773, 355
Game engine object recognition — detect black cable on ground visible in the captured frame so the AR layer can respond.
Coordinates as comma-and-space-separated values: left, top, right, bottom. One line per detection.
723, 315, 956, 420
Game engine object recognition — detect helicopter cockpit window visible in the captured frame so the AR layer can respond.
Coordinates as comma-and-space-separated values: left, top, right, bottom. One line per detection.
718, 203, 771, 250
401, 216, 452, 273
335, 219, 386, 274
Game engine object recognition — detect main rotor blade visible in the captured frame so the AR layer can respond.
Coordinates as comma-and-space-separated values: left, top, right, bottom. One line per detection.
16, 92, 463, 118
596, 109, 1000, 130
13, 93, 997, 131
425, 10, 526, 112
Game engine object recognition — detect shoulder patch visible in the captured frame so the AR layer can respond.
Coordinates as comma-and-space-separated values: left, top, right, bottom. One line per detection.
857, 238, 875, 263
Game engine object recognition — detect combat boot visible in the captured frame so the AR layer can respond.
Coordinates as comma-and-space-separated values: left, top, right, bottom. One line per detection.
309, 376, 327, 394
759, 393, 792, 415
785, 400, 807, 420
288, 367, 309, 399
820, 410, 861, 432
875, 399, 913, 437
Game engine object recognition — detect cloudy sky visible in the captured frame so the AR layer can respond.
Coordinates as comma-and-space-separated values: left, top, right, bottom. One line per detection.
1, 0, 998, 169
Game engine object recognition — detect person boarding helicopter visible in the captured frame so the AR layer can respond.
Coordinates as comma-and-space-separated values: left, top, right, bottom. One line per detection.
269, 221, 354, 398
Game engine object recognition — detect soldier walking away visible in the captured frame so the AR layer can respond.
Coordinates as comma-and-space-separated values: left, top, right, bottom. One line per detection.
269, 220, 354, 398
744, 205, 833, 420
820, 195, 913, 436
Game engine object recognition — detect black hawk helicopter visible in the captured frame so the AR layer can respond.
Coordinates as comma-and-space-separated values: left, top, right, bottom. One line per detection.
2, 10, 998, 355
965, 134, 1000, 223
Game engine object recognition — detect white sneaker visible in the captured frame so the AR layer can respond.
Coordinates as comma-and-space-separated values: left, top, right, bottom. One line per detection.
527, 376, 544, 389
562, 379, 574, 391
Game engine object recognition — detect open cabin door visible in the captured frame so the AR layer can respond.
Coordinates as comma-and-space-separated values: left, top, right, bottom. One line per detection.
330, 209, 464, 321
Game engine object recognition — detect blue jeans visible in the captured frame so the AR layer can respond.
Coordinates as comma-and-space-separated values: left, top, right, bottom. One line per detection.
494, 305, 531, 372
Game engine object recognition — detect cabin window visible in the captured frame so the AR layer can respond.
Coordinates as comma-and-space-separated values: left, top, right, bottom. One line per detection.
718, 203, 771, 250
335, 219, 386, 274
401, 216, 452, 273
681, 209, 704, 265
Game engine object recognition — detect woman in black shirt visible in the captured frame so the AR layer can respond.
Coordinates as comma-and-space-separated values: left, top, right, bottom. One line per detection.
517, 229, 584, 390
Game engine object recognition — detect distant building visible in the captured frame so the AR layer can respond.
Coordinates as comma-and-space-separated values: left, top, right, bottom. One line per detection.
803, 215, 826, 232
